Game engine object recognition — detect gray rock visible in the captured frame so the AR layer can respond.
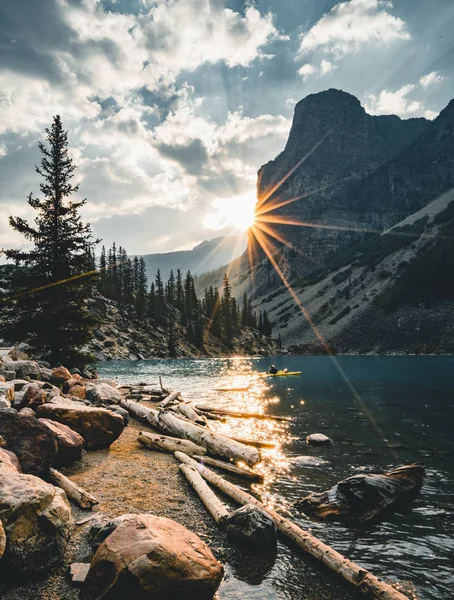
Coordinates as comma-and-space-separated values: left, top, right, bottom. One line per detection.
106, 405, 129, 424
9, 360, 41, 379
86, 382, 122, 406
291, 455, 329, 467
306, 433, 331, 446
0, 396, 10, 409
225, 504, 277, 545
70, 367, 82, 376
0, 369, 16, 381
10, 379, 31, 391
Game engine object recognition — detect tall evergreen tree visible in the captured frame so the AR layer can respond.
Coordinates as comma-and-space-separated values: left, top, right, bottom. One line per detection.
0, 115, 99, 366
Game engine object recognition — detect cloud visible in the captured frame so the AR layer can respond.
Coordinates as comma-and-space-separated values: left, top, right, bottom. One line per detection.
299, 0, 410, 58
298, 63, 316, 78
298, 59, 336, 79
365, 83, 437, 119
419, 71, 444, 88
157, 139, 209, 176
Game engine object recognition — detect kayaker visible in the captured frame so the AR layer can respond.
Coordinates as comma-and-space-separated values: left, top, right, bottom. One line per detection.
268, 365, 278, 374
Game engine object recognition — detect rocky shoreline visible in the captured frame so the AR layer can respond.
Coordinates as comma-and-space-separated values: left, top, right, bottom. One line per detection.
0, 349, 357, 600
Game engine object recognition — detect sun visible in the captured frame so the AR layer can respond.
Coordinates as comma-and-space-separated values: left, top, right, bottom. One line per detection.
204, 192, 257, 233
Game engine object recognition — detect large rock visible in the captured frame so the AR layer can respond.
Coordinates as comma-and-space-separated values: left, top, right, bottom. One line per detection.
80, 514, 223, 600
306, 433, 331, 446
19, 382, 46, 410
39, 419, 84, 467
86, 382, 122, 406
6, 348, 29, 361
37, 403, 124, 449
0, 409, 58, 474
0, 447, 22, 472
225, 504, 277, 545
0, 463, 73, 572
0, 369, 15, 381
9, 360, 41, 379
51, 366, 72, 385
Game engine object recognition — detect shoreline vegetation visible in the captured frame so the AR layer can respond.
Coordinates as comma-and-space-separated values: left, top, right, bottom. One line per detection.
1, 350, 423, 600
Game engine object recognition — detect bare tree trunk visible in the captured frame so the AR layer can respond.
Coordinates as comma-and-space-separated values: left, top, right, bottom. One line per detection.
138, 431, 206, 456
120, 398, 160, 429
196, 406, 292, 422
48, 468, 98, 509
159, 410, 260, 467
180, 464, 229, 525
174, 452, 410, 600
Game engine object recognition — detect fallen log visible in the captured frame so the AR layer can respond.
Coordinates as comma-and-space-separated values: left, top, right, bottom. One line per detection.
295, 463, 425, 523
159, 390, 181, 408
180, 464, 229, 524
174, 452, 410, 600
48, 468, 98, 509
119, 398, 160, 429
159, 376, 170, 395
158, 410, 260, 467
138, 431, 206, 456
192, 455, 264, 482
176, 402, 207, 425
196, 406, 292, 422
225, 435, 276, 449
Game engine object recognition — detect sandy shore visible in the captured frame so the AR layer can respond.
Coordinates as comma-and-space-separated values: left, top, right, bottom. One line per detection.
1, 417, 357, 600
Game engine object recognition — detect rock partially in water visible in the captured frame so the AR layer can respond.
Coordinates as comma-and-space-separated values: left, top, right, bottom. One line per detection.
0, 409, 58, 474
81, 514, 223, 600
225, 504, 277, 546
290, 455, 328, 467
37, 403, 124, 449
295, 463, 425, 523
0, 463, 73, 572
306, 433, 331, 446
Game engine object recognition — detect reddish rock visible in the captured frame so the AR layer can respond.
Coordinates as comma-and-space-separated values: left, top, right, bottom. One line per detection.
20, 382, 46, 410
0, 375, 5, 383
39, 419, 84, 467
0, 447, 22, 472
37, 403, 124, 449
0, 409, 58, 474
80, 514, 223, 600
51, 366, 72, 385
68, 384, 87, 400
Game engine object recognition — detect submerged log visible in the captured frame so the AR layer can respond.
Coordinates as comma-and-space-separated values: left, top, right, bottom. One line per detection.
158, 410, 260, 467
192, 455, 264, 482
174, 452, 410, 600
180, 464, 229, 525
48, 468, 98, 509
138, 431, 206, 456
196, 406, 292, 422
225, 435, 276, 449
294, 463, 425, 523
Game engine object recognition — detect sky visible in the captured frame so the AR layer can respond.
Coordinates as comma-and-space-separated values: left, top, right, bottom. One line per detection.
0, 0, 453, 257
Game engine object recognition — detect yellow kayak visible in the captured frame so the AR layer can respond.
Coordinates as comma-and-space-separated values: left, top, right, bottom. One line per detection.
259, 371, 302, 377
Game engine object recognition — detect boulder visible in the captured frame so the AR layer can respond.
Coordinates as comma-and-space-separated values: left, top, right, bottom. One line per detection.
51, 366, 72, 385
63, 377, 83, 393
0, 519, 5, 560
0, 409, 58, 474
6, 348, 29, 361
290, 456, 329, 467
19, 407, 36, 417
19, 382, 46, 410
37, 403, 124, 449
39, 418, 84, 467
225, 504, 277, 545
0, 369, 15, 381
9, 360, 41, 379
106, 405, 129, 425
0, 447, 22, 472
306, 433, 331, 446
10, 379, 31, 391
86, 382, 122, 406
0, 464, 73, 572
87, 514, 119, 552
70, 367, 83, 376
68, 384, 87, 400
39, 366, 53, 382
0, 382, 14, 403
80, 514, 223, 600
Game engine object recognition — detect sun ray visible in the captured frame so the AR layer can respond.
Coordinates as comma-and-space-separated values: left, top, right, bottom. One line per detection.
253, 221, 304, 255
250, 226, 398, 456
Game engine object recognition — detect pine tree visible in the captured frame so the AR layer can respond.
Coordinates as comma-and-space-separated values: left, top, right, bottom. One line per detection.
99, 246, 107, 296
135, 258, 148, 318
175, 269, 184, 310
221, 274, 233, 348
0, 115, 99, 367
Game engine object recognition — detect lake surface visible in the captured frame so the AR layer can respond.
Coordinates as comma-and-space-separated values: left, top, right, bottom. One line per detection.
98, 356, 454, 600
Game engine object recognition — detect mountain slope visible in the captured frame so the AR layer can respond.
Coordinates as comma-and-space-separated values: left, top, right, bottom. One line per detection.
139, 235, 246, 281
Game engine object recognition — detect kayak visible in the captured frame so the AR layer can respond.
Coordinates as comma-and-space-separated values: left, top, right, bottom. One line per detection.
259, 371, 302, 377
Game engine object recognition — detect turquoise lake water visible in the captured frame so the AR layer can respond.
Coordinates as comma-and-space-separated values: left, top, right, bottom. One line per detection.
98, 356, 454, 600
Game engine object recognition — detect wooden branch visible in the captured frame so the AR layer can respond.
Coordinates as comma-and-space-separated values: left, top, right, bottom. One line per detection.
196, 406, 292, 422
225, 435, 276, 449
192, 455, 264, 482
159, 390, 181, 408
48, 468, 98, 509
180, 464, 229, 525
158, 410, 260, 467
138, 431, 206, 456
176, 402, 206, 424
174, 453, 410, 600
159, 376, 170, 395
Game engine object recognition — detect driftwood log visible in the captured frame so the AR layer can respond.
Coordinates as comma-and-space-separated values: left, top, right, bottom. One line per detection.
295, 463, 425, 523
158, 410, 260, 467
225, 435, 276, 449
196, 406, 292, 422
175, 452, 410, 600
159, 390, 181, 408
119, 398, 160, 429
180, 464, 229, 524
48, 468, 98, 509
138, 431, 206, 456
175, 402, 207, 425
192, 454, 264, 482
